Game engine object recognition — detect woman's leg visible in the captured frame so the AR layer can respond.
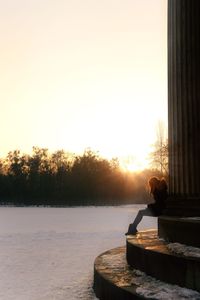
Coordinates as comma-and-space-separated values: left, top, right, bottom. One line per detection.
126, 207, 154, 235
132, 207, 153, 228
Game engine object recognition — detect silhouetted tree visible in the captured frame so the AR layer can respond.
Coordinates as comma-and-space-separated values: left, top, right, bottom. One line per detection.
149, 121, 168, 176
0, 147, 159, 206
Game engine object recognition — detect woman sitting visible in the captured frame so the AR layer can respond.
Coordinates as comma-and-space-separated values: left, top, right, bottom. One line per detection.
125, 177, 168, 235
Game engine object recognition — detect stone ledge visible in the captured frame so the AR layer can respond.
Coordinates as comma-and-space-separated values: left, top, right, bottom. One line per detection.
126, 230, 200, 292
93, 245, 200, 300
158, 216, 200, 247
93, 247, 145, 300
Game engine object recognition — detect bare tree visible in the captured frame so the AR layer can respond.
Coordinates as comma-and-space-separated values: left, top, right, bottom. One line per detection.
149, 121, 168, 176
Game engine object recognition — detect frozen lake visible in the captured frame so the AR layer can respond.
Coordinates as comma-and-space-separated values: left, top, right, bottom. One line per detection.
0, 205, 157, 300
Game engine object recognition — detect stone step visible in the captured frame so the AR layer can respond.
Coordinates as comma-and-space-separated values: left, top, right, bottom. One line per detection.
126, 230, 200, 292
94, 247, 145, 300
93, 246, 200, 300
158, 216, 200, 247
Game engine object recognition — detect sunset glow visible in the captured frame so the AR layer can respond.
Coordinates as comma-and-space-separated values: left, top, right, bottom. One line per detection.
0, 0, 167, 170
120, 156, 146, 173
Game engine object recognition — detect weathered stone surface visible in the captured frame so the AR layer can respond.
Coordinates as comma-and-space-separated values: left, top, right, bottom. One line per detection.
93, 247, 145, 300
93, 231, 200, 299
126, 230, 200, 292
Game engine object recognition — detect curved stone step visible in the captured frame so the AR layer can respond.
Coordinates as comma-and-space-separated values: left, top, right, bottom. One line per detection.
93, 246, 200, 300
94, 247, 145, 300
126, 230, 200, 292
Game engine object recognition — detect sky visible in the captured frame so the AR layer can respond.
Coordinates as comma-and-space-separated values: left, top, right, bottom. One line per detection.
0, 0, 167, 170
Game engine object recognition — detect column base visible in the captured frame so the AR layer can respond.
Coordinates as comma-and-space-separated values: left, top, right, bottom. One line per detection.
158, 215, 200, 247
164, 196, 200, 217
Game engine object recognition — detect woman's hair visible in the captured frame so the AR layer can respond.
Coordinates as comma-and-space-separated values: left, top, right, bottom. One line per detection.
148, 177, 160, 194
149, 177, 168, 195
159, 178, 168, 191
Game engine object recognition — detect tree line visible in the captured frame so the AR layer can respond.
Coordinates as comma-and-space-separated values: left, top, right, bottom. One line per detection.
0, 147, 163, 206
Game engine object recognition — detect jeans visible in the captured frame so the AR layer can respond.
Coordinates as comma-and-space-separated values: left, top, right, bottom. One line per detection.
132, 207, 157, 229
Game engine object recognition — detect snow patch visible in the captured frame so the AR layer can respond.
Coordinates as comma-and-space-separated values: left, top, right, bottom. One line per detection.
181, 217, 200, 221
132, 270, 200, 300
167, 243, 200, 258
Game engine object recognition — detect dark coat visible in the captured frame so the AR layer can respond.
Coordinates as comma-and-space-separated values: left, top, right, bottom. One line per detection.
148, 180, 168, 216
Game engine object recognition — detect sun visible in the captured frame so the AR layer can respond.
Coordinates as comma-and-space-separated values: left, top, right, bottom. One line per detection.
119, 156, 148, 173
121, 162, 136, 173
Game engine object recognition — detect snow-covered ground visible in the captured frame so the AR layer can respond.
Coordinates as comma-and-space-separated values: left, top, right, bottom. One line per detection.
0, 205, 156, 300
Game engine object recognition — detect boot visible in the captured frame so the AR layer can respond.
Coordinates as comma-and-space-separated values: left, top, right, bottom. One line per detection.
125, 223, 138, 236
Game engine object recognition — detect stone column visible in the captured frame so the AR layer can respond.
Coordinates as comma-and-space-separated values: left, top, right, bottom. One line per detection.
167, 0, 200, 216
168, 0, 200, 215
158, 0, 200, 245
